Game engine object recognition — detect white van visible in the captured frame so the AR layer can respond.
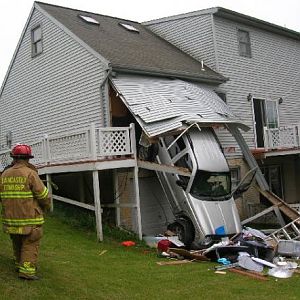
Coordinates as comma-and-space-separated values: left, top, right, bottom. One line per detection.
156, 126, 250, 248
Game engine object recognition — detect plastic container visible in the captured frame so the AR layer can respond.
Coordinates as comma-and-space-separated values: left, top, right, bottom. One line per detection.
277, 240, 300, 257
143, 236, 166, 248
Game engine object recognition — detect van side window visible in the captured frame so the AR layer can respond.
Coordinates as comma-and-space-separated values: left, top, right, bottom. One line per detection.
174, 154, 192, 188
174, 153, 192, 171
166, 136, 186, 158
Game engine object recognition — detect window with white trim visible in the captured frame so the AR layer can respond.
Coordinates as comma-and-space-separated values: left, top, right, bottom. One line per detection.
230, 167, 241, 190
237, 29, 251, 58
31, 25, 43, 57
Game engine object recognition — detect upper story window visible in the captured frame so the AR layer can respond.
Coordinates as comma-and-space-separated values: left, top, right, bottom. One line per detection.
31, 25, 43, 57
237, 29, 251, 58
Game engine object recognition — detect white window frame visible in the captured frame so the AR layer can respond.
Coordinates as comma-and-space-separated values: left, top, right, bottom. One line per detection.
31, 25, 43, 57
230, 167, 241, 190
237, 29, 252, 58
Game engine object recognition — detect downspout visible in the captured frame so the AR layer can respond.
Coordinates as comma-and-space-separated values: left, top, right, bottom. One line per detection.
100, 66, 112, 127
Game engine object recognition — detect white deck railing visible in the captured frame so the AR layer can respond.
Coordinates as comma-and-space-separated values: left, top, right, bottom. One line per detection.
263, 125, 300, 150
0, 123, 136, 171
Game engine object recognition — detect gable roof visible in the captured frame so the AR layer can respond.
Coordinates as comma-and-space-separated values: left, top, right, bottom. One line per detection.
144, 7, 300, 41
35, 2, 226, 84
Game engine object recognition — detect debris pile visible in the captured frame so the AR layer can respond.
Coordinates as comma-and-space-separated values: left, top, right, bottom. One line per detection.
144, 226, 300, 280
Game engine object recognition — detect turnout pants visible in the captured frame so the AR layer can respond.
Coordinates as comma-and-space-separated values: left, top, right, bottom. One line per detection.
10, 226, 43, 277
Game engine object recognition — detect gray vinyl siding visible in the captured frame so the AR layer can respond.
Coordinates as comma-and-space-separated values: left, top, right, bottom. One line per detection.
145, 15, 243, 158
145, 14, 217, 71
146, 13, 300, 159
214, 16, 300, 150
0, 8, 107, 148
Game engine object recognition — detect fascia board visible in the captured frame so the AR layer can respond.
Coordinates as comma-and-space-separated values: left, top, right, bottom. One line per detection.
143, 7, 218, 25
35, 3, 111, 68
215, 8, 300, 40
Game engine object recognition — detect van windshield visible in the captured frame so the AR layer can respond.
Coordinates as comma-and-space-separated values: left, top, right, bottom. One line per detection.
190, 170, 231, 200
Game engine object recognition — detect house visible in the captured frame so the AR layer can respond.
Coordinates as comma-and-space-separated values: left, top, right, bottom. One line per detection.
144, 8, 300, 221
0, 2, 248, 239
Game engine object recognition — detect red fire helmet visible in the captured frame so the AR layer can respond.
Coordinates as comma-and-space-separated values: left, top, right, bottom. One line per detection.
10, 144, 34, 159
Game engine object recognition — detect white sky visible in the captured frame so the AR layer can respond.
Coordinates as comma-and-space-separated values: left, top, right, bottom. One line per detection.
1, 0, 300, 85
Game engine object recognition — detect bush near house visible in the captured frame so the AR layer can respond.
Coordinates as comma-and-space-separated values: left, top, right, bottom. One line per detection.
0, 216, 300, 300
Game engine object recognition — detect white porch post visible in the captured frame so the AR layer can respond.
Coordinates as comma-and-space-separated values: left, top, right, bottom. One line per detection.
133, 166, 142, 240
93, 170, 103, 241
46, 174, 53, 212
113, 170, 121, 226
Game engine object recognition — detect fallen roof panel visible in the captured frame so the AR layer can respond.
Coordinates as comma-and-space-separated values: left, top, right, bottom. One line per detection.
111, 74, 249, 136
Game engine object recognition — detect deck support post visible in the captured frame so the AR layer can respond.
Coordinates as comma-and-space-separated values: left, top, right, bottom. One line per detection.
93, 170, 103, 241
113, 170, 121, 226
46, 174, 53, 212
133, 166, 142, 240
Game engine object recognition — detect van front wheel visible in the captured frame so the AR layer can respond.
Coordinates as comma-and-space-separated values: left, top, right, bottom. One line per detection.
167, 219, 195, 247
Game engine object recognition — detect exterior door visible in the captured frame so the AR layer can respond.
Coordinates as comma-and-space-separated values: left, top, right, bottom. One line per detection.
261, 165, 283, 199
253, 98, 279, 148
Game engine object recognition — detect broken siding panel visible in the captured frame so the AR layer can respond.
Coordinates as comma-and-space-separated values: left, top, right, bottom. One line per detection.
112, 74, 245, 137
146, 14, 217, 70
214, 16, 300, 150
0, 9, 107, 147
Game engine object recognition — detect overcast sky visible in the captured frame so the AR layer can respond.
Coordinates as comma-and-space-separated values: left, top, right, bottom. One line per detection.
1, 0, 300, 86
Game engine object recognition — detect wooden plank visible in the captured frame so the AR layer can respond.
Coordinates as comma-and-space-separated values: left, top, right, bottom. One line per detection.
241, 206, 277, 225
156, 260, 193, 266
169, 248, 210, 261
137, 159, 191, 176
53, 195, 95, 211
257, 186, 300, 221
229, 268, 268, 281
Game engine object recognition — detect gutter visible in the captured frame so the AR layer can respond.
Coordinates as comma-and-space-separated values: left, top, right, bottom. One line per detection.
112, 65, 228, 85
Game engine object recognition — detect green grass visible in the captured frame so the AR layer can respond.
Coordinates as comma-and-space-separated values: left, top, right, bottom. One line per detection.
1, 216, 300, 300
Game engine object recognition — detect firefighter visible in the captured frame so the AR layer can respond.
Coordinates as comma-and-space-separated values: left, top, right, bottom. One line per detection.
0, 144, 51, 280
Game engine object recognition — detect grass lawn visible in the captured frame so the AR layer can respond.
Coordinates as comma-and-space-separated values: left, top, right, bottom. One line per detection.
0, 216, 300, 300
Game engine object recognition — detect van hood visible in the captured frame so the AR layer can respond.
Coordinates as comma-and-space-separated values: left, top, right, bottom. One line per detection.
189, 195, 242, 236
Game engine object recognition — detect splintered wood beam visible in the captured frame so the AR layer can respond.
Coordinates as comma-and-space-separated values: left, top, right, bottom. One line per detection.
137, 159, 191, 177
229, 268, 268, 281
256, 186, 300, 221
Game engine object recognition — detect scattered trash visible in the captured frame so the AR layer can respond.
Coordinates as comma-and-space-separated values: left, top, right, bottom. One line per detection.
251, 257, 276, 268
153, 224, 300, 280
143, 234, 184, 248
217, 258, 231, 265
238, 255, 264, 272
121, 241, 136, 247
277, 240, 300, 257
268, 267, 294, 279
214, 262, 239, 271
169, 248, 210, 261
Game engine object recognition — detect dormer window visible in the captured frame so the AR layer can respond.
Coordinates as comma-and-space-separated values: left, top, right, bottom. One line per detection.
31, 25, 43, 57
79, 15, 99, 25
119, 23, 139, 33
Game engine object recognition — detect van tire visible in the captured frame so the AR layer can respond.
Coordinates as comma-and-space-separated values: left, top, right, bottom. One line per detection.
167, 219, 195, 247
